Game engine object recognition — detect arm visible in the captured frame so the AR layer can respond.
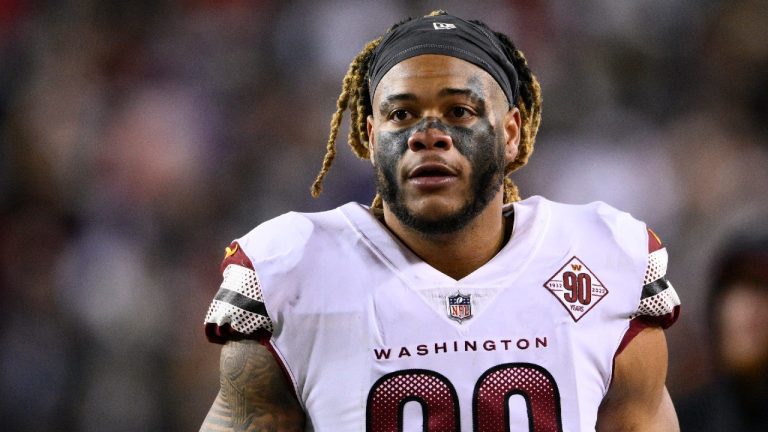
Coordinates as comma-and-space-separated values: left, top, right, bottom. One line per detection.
596, 325, 678, 431
201, 339, 305, 432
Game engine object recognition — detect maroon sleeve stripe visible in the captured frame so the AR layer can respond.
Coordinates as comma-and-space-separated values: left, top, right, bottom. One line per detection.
220, 241, 254, 273
647, 228, 663, 253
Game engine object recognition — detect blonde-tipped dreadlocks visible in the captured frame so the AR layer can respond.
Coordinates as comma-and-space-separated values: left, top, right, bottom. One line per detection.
311, 10, 543, 207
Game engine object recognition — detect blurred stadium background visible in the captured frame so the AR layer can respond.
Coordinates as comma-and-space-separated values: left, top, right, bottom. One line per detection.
1, 0, 767, 430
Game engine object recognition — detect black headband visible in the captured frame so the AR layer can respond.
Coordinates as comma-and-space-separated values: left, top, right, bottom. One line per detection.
368, 14, 519, 107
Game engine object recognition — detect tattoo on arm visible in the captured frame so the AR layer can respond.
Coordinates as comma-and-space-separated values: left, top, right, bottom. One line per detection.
201, 339, 305, 431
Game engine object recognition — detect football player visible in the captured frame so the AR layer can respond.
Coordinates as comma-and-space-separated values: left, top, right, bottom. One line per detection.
202, 11, 680, 431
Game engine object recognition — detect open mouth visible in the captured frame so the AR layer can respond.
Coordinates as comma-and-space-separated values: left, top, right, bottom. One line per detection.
408, 163, 459, 187
409, 163, 457, 178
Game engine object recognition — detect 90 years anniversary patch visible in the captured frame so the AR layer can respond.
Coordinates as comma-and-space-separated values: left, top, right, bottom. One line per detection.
544, 257, 609, 322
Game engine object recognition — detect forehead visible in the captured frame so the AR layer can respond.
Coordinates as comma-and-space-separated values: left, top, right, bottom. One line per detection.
372, 54, 504, 105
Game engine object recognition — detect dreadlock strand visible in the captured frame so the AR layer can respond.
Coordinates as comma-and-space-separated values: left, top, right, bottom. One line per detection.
371, 193, 382, 209
356, 91, 371, 156
351, 89, 369, 158
310, 69, 356, 198
310, 108, 342, 197
311, 38, 382, 197
349, 38, 382, 159
512, 48, 542, 143
503, 177, 520, 203
505, 46, 542, 175
347, 74, 361, 145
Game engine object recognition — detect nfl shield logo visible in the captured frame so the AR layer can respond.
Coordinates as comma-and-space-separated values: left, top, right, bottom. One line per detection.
446, 291, 472, 323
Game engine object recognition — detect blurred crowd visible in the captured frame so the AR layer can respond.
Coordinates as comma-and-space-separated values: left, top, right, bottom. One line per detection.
1, 0, 766, 430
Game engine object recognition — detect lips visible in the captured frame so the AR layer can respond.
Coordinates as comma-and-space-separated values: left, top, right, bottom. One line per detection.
407, 162, 459, 187
408, 162, 458, 178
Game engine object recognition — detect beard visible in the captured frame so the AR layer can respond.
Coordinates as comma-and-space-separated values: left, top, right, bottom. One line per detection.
374, 121, 507, 236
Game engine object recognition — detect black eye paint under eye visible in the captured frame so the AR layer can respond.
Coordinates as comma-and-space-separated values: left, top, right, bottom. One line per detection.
375, 114, 497, 158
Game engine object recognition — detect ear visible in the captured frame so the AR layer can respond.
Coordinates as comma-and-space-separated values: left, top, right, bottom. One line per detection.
503, 107, 522, 165
367, 114, 376, 165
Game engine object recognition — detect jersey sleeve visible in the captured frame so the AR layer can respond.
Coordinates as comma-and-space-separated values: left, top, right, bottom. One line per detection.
204, 241, 273, 344
629, 228, 681, 328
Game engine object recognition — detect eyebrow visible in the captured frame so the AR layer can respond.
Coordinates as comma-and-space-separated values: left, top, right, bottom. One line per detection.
377, 88, 488, 114
438, 88, 486, 112
379, 93, 418, 115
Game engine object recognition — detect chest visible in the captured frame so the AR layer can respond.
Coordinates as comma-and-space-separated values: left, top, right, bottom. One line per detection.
269, 263, 633, 432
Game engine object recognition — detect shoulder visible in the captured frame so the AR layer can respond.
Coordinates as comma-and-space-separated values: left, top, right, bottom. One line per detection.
518, 196, 647, 247
236, 204, 354, 266
204, 204, 357, 344
555, 197, 643, 230
518, 195, 642, 225
240, 208, 337, 257
521, 196, 681, 325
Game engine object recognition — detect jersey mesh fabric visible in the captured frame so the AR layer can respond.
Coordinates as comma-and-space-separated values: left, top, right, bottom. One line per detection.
628, 229, 680, 327
205, 265, 273, 333
204, 241, 274, 343
643, 248, 667, 285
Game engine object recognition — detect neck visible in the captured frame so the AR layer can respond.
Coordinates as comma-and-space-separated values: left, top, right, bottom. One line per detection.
381, 193, 509, 280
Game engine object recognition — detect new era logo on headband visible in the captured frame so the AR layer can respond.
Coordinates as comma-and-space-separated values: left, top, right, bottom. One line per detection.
433, 22, 456, 30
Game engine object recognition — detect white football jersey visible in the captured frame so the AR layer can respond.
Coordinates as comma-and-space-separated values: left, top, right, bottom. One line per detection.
205, 196, 680, 432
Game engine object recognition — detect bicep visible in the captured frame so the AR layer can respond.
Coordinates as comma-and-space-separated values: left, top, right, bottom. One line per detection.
201, 339, 305, 432
596, 325, 679, 432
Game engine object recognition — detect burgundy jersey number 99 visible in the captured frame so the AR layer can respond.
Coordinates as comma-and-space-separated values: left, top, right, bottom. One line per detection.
366, 363, 563, 432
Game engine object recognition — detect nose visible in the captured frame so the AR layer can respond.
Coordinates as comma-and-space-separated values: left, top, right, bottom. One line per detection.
407, 121, 453, 151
